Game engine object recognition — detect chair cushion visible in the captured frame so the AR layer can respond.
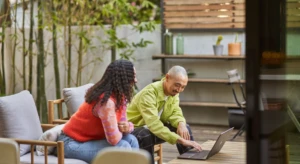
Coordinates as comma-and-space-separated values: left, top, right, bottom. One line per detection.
63, 83, 94, 115
0, 90, 43, 156
20, 153, 88, 164
36, 124, 65, 156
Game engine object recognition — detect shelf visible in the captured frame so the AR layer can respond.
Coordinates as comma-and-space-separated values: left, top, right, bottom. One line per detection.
180, 101, 240, 108
260, 74, 300, 81
152, 54, 245, 60
286, 56, 300, 60
168, 28, 245, 33
153, 78, 246, 84
153, 55, 300, 60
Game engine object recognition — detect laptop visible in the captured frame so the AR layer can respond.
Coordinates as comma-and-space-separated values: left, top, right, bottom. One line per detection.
177, 127, 234, 160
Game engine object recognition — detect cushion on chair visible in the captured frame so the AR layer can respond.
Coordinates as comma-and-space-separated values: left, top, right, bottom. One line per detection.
36, 124, 65, 156
20, 153, 88, 164
63, 83, 94, 115
0, 90, 43, 156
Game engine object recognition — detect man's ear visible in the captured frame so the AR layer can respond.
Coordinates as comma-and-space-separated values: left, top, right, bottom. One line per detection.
165, 73, 170, 81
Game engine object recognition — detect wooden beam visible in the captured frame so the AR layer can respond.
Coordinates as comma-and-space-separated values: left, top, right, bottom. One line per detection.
286, 2, 300, 8
165, 17, 245, 24
287, 22, 300, 27
287, 8, 300, 15
165, 4, 244, 11
153, 78, 246, 83
180, 101, 240, 108
152, 54, 245, 59
165, 11, 245, 17
165, 22, 245, 29
287, 16, 300, 22
164, 0, 245, 5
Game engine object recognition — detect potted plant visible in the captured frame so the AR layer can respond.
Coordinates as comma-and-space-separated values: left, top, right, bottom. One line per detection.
228, 33, 242, 56
213, 35, 223, 56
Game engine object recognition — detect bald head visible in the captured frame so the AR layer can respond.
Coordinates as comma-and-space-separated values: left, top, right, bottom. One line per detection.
163, 66, 188, 96
167, 66, 188, 78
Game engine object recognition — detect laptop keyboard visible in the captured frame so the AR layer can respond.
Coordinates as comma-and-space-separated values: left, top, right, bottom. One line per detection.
191, 150, 210, 159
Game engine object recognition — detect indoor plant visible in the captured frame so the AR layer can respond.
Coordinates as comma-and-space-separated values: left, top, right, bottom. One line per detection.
228, 33, 242, 56
213, 35, 223, 56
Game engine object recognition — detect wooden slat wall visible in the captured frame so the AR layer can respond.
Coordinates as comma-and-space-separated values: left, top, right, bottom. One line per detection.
163, 0, 245, 29
287, 1, 300, 28
164, 0, 300, 29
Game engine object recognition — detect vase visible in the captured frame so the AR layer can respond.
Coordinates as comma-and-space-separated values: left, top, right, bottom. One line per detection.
213, 45, 223, 56
228, 43, 241, 56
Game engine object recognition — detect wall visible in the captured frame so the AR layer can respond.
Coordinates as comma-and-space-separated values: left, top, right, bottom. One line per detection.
166, 32, 245, 125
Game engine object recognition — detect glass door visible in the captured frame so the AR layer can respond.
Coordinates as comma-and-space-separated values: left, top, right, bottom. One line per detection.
246, 0, 300, 163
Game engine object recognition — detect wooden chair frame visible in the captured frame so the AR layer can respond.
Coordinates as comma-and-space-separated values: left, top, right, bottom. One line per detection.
48, 99, 163, 164
11, 124, 64, 164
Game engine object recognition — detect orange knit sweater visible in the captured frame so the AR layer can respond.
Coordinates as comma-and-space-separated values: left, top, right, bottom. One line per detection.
63, 98, 122, 142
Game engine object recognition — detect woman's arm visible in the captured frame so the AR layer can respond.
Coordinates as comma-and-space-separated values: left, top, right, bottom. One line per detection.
119, 106, 134, 133
96, 99, 122, 145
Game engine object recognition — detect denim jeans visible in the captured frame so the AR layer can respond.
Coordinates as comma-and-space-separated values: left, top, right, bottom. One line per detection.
57, 132, 139, 163
131, 123, 194, 164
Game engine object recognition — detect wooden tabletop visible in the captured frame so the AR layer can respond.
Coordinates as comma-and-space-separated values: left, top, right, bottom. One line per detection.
168, 140, 246, 164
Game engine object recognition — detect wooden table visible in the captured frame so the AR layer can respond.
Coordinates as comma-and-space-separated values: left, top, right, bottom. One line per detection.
168, 140, 246, 164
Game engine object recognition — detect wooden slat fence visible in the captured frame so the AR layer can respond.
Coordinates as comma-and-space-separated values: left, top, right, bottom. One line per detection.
287, 1, 300, 28
163, 0, 245, 29
164, 0, 300, 29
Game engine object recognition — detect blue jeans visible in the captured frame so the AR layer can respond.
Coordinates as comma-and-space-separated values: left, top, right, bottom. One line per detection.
57, 132, 139, 163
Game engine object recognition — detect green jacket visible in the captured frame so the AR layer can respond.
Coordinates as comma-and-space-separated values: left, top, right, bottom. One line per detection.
127, 79, 186, 144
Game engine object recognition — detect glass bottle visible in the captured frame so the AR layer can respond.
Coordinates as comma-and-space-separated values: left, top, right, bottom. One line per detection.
164, 29, 173, 55
176, 33, 184, 55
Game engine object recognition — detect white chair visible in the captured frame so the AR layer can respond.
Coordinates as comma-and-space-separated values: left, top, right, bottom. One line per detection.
92, 148, 151, 164
227, 69, 246, 140
0, 138, 20, 164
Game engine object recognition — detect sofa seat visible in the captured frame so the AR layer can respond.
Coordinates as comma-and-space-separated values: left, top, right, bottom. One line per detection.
20, 152, 88, 164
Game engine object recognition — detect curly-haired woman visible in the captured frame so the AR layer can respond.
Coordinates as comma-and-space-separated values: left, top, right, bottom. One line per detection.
57, 60, 139, 163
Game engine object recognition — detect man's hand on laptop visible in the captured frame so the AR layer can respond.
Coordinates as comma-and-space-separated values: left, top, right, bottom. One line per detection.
177, 122, 190, 140
177, 138, 202, 152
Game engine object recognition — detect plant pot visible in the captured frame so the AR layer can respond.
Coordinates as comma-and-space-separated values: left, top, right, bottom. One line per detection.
228, 43, 241, 56
213, 45, 223, 56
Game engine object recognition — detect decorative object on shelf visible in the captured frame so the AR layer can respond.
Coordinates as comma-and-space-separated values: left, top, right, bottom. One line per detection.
213, 35, 223, 56
164, 29, 173, 55
228, 33, 242, 56
176, 33, 184, 55
186, 69, 196, 77
261, 51, 285, 68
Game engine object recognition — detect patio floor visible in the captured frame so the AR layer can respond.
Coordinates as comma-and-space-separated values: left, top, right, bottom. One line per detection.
161, 124, 300, 163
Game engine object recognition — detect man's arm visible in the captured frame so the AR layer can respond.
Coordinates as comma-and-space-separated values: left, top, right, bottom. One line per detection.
138, 91, 181, 144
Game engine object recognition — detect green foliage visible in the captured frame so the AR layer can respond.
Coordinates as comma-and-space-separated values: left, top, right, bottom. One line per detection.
42, 0, 159, 61
100, 0, 158, 61
1, 0, 159, 99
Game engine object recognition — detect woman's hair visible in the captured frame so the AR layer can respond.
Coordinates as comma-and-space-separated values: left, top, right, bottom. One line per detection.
85, 59, 135, 109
